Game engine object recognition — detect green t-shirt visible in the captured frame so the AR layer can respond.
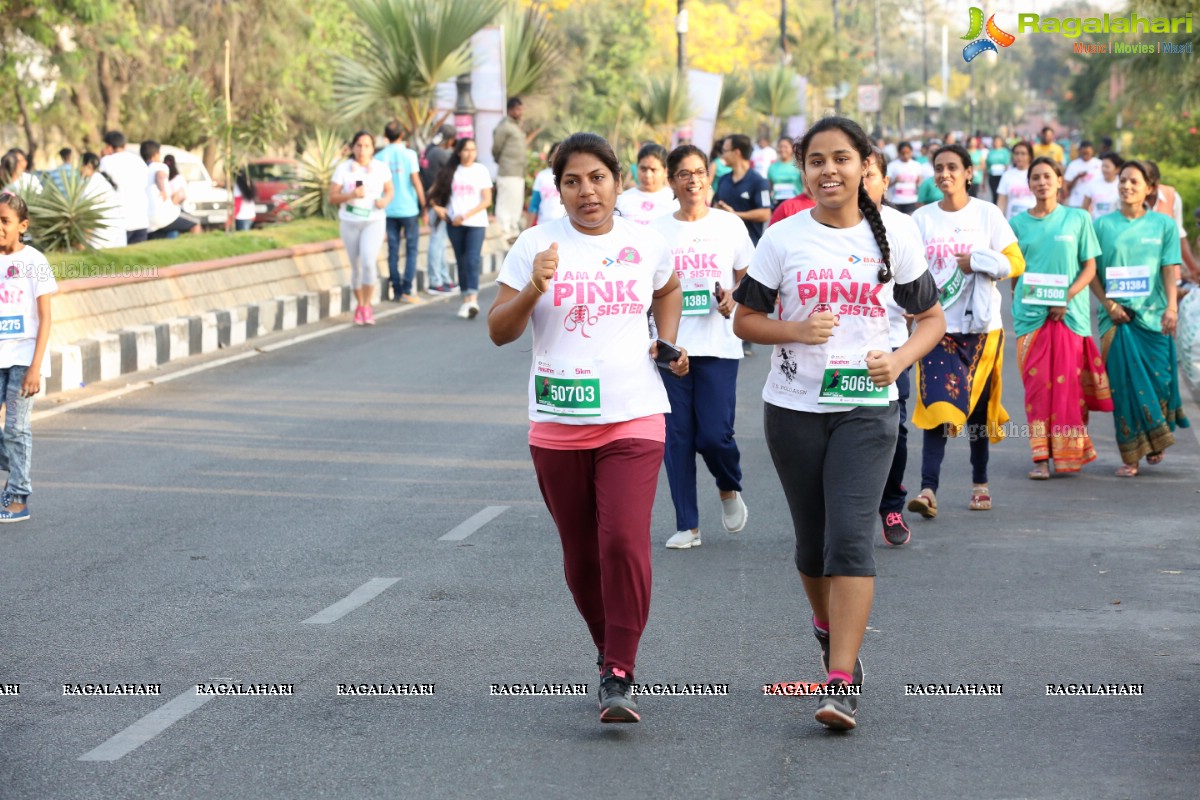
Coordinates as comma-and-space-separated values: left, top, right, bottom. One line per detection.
1093, 210, 1182, 334
713, 157, 732, 182
985, 147, 1011, 174
970, 148, 987, 170
767, 161, 802, 204
1009, 205, 1102, 338
917, 176, 943, 205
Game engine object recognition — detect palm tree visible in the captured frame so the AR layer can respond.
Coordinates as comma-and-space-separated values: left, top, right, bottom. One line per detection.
716, 72, 748, 129
502, 2, 563, 99
749, 65, 802, 138
630, 72, 694, 144
333, 0, 506, 141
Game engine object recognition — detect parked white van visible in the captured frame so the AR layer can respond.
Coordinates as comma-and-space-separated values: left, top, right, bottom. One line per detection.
160, 145, 232, 228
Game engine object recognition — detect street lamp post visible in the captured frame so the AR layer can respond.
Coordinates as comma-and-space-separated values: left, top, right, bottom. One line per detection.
677, 1, 687, 73
454, 72, 476, 142
833, 0, 841, 115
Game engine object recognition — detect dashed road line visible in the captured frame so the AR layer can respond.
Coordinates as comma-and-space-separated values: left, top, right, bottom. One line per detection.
301, 578, 401, 624
438, 506, 509, 541
78, 688, 214, 762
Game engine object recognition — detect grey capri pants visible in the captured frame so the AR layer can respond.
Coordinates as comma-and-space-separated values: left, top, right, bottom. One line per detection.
764, 401, 899, 577
340, 217, 387, 289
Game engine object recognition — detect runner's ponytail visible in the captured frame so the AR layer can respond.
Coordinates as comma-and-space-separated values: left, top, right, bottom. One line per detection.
858, 183, 893, 283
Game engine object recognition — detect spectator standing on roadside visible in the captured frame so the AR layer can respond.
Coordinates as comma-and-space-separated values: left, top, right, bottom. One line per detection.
713, 134, 771, 246
232, 168, 257, 232
0, 191, 56, 524
377, 121, 426, 304
141, 141, 201, 239
79, 153, 126, 249
528, 141, 565, 227
49, 148, 76, 193
0, 149, 41, 196
100, 131, 149, 244
493, 97, 533, 243
421, 125, 457, 296
429, 138, 491, 321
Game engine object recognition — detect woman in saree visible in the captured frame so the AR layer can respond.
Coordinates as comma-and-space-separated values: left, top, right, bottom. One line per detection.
1009, 157, 1112, 479
1089, 159, 1189, 476
909, 145, 1024, 516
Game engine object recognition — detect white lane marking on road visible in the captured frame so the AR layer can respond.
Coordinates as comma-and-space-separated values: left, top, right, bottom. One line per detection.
438, 505, 509, 541
78, 688, 214, 762
302, 577, 401, 624
31, 276, 502, 423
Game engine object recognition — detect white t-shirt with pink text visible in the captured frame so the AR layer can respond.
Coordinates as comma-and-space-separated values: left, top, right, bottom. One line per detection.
0, 245, 57, 371
449, 163, 493, 227
652, 209, 753, 359
498, 216, 673, 425
616, 187, 678, 226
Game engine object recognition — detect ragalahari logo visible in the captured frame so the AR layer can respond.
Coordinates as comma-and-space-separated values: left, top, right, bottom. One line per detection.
962, 7, 1016, 62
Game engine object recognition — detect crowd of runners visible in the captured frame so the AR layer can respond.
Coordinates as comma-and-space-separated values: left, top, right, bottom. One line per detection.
487, 113, 1195, 732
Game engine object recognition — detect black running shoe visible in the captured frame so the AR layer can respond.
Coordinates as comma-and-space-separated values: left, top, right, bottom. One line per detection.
814, 679, 858, 731
813, 622, 865, 684
598, 668, 640, 723
881, 510, 912, 546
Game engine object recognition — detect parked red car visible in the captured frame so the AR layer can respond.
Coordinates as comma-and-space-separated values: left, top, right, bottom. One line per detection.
248, 158, 300, 225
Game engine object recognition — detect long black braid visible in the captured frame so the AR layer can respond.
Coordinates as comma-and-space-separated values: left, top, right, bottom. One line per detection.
798, 116, 894, 283
857, 182, 893, 283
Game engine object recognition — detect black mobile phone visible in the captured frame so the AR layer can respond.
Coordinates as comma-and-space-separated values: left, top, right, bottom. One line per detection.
713, 281, 722, 301
655, 338, 682, 369
355, 180, 363, 188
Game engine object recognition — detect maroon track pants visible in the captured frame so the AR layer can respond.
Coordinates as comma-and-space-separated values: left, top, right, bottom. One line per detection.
531, 438, 663, 678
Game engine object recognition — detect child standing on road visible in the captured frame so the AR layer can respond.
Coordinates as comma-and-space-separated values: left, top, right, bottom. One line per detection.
0, 192, 56, 523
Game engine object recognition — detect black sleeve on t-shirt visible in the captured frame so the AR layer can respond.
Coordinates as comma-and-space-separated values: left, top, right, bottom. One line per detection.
894, 270, 939, 315
732, 275, 778, 314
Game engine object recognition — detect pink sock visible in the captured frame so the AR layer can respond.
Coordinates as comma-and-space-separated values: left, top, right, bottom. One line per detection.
827, 670, 853, 684
812, 615, 829, 634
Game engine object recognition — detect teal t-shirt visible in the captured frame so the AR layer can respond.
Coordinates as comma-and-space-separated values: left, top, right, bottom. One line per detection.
767, 161, 802, 204
376, 144, 420, 218
713, 157, 732, 182
970, 148, 987, 171
985, 147, 1011, 175
1009, 205, 1102, 337
1093, 210, 1182, 334
917, 177, 943, 205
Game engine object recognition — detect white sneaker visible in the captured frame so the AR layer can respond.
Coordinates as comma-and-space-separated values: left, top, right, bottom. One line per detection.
665, 529, 701, 549
457, 303, 472, 319
721, 492, 748, 533
467, 301, 480, 319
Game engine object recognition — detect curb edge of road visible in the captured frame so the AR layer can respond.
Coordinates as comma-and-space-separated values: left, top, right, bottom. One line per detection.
32, 273, 503, 423
42, 250, 509, 398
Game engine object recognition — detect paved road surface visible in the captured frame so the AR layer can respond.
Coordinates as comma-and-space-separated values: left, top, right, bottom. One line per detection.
3, 287, 1198, 799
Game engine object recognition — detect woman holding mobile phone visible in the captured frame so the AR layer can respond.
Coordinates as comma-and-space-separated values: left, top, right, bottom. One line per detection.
488, 132, 687, 725
652, 144, 753, 551
330, 131, 393, 325
733, 118, 944, 731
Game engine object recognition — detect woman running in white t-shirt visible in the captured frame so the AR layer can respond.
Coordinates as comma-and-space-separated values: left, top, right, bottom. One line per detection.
733, 117, 945, 731
652, 144, 753, 551
616, 143, 678, 226
488, 133, 688, 725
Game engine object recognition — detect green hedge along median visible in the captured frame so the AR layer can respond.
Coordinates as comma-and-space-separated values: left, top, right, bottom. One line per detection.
45, 219, 341, 280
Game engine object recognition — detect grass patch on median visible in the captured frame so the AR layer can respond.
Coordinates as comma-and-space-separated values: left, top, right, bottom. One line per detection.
46, 219, 341, 281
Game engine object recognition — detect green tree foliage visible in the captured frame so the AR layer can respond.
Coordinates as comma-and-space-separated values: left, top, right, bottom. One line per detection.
334, 0, 507, 141
25, 171, 114, 252
630, 72, 694, 141
502, 3, 564, 99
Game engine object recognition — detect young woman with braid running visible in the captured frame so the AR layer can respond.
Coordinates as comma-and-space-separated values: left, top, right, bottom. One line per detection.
733, 118, 944, 731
